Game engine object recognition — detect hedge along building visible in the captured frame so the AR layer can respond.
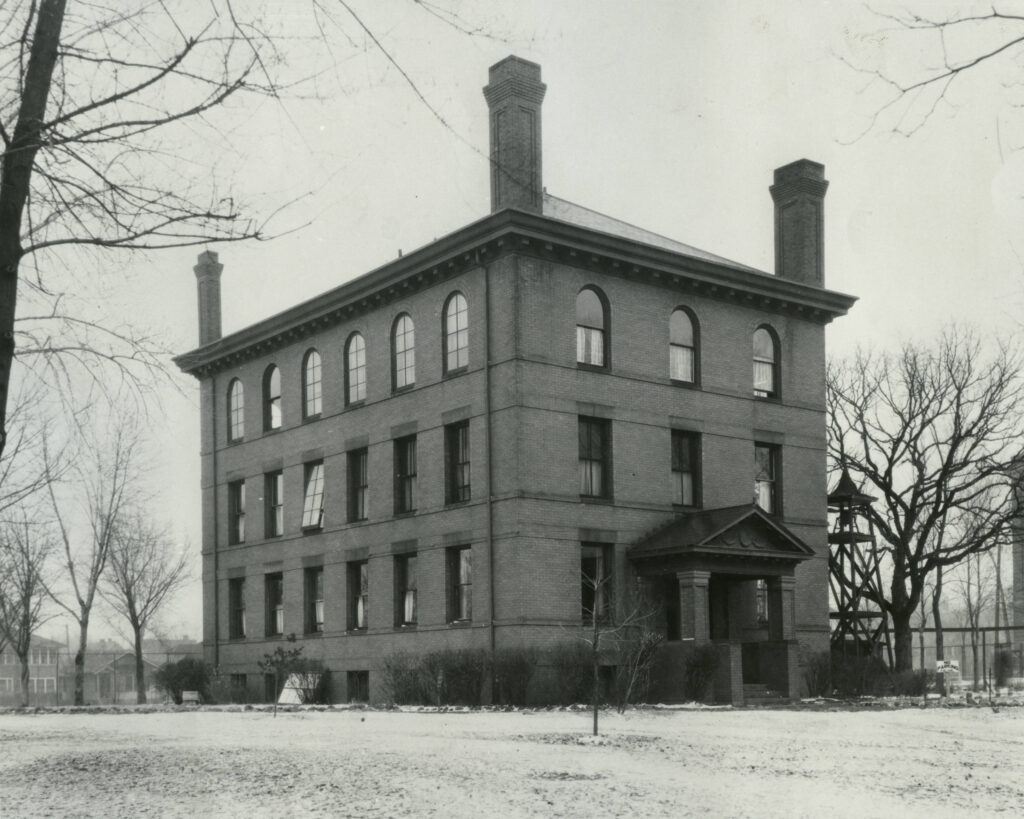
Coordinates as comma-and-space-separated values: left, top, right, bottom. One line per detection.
175, 56, 856, 705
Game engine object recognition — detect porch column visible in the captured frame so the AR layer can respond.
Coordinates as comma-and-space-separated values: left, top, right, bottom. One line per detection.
767, 575, 796, 641
677, 570, 711, 641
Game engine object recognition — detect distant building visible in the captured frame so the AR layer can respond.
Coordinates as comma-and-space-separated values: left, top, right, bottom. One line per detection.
175, 56, 855, 705
0, 637, 62, 706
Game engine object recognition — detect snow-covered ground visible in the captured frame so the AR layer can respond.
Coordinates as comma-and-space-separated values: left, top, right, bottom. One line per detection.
2, 705, 1022, 817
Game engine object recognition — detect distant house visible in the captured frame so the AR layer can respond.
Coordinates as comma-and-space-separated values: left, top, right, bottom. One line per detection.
0, 637, 63, 707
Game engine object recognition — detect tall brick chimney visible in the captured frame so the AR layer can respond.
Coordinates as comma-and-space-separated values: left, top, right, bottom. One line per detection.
770, 159, 828, 287
194, 250, 223, 345
483, 56, 546, 213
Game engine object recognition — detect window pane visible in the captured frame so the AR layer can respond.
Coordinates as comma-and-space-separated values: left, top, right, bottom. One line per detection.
753, 328, 775, 360
445, 293, 469, 371
265, 366, 281, 429
670, 309, 694, 346
301, 462, 325, 528
229, 380, 245, 441
670, 345, 694, 382
393, 315, 415, 388
576, 289, 604, 329
753, 360, 775, 396
304, 350, 322, 417
576, 326, 605, 366
347, 333, 366, 403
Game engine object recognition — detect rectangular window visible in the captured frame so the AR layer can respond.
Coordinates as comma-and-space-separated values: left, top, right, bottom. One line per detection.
301, 461, 325, 529
348, 561, 368, 630
576, 326, 605, 367
447, 546, 472, 622
228, 577, 246, 639
671, 431, 699, 507
228, 480, 245, 545
265, 572, 284, 637
394, 554, 417, 627
581, 543, 613, 624
394, 435, 417, 514
348, 448, 368, 522
578, 417, 611, 499
305, 566, 324, 634
754, 443, 779, 514
445, 421, 471, 504
347, 670, 369, 703
755, 578, 768, 624
265, 471, 283, 538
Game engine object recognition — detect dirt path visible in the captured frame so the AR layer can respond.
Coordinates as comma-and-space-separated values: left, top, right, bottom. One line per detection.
2, 707, 1022, 817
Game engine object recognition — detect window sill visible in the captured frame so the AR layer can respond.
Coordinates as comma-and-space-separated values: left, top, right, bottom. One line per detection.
394, 624, 418, 632
671, 378, 700, 390
262, 426, 283, 437
347, 628, 368, 636
265, 633, 284, 640
580, 496, 613, 505
301, 526, 323, 536
346, 517, 369, 526
227, 437, 245, 446
443, 366, 468, 380
344, 400, 366, 411
226, 636, 247, 642
393, 509, 417, 518
392, 384, 415, 395
445, 498, 471, 508
576, 362, 609, 373
672, 503, 701, 511
303, 630, 324, 638
301, 414, 322, 424
448, 619, 472, 628
753, 394, 780, 403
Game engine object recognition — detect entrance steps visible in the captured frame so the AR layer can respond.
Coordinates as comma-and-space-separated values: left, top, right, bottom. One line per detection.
742, 683, 790, 706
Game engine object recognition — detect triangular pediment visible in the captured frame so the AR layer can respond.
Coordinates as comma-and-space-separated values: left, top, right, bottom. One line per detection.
629, 505, 814, 564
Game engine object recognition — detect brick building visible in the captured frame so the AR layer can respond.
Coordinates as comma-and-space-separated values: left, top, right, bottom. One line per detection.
175, 56, 855, 705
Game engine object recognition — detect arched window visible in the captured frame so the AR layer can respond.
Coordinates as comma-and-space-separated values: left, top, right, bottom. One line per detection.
227, 379, 244, 442
345, 332, 366, 405
576, 287, 608, 367
443, 292, 469, 373
670, 308, 698, 384
753, 327, 779, 399
392, 313, 415, 390
302, 349, 322, 419
263, 365, 282, 430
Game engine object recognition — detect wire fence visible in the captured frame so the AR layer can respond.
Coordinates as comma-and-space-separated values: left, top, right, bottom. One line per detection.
0, 650, 200, 707
909, 626, 1024, 691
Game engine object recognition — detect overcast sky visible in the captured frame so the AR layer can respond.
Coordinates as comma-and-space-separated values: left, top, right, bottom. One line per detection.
66, 1, 1024, 643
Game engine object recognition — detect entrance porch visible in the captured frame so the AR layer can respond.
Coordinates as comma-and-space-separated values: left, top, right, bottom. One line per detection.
629, 505, 814, 705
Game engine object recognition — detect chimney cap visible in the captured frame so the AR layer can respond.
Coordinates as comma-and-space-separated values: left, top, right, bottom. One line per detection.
484, 55, 546, 107
773, 159, 826, 186
194, 250, 223, 278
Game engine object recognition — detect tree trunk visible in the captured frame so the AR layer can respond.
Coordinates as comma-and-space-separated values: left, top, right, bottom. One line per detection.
19, 653, 30, 708
592, 617, 600, 736
0, 0, 67, 460
75, 617, 89, 706
133, 623, 146, 704
932, 566, 944, 662
892, 609, 914, 672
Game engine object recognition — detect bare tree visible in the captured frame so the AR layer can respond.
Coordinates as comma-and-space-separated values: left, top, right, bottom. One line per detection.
843, 6, 1024, 138
47, 416, 141, 705
0, 510, 55, 707
578, 568, 663, 735
0, 1, 504, 461
827, 328, 1024, 671
101, 513, 190, 704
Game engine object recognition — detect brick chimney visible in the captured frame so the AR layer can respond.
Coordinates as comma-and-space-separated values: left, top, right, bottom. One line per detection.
770, 159, 828, 287
193, 250, 223, 345
483, 56, 546, 213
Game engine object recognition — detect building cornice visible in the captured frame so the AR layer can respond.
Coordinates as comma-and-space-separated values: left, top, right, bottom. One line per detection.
174, 208, 857, 378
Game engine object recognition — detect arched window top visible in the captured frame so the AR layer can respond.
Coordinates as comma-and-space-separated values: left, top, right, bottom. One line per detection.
670, 308, 698, 384
392, 313, 415, 391
753, 326, 779, 399
576, 287, 608, 367
302, 348, 322, 419
444, 292, 469, 373
345, 331, 367, 405
670, 308, 695, 347
227, 378, 244, 442
576, 287, 605, 329
753, 327, 776, 360
263, 364, 282, 430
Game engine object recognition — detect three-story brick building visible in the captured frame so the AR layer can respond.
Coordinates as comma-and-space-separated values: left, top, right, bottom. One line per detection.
175, 56, 856, 704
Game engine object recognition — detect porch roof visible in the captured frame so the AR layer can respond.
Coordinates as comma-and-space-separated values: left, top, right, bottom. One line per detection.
628, 505, 815, 565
